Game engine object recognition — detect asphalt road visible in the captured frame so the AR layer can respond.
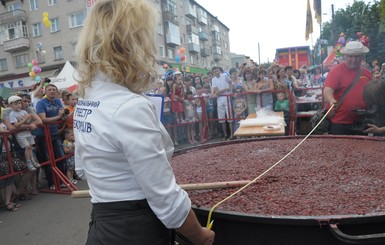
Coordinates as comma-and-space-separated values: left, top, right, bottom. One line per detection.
0, 180, 91, 245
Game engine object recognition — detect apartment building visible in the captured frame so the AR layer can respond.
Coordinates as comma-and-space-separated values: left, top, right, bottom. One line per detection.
0, 0, 231, 89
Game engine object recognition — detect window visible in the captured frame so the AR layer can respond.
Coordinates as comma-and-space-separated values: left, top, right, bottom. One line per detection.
157, 22, 163, 35
30, 0, 39, 11
190, 55, 194, 64
167, 49, 174, 59
69, 12, 85, 28
4, 21, 28, 40
159, 46, 165, 58
48, 0, 57, 6
0, 59, 8, 71
7, 2, 22, 11
15, 54, 28, 68
163, 0, 177, 15
50, 18, 60, 32
188, 33, 199, 45
53, 46, 63, 60
36, 51, 46, 64
32, 23, 42, 37
214, 45, 222, 55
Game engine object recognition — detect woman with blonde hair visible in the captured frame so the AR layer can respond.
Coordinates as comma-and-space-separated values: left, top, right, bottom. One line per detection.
74, 0, 214, 244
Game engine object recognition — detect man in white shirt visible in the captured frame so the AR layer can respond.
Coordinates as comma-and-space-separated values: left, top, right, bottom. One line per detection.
211, 67, 234, 140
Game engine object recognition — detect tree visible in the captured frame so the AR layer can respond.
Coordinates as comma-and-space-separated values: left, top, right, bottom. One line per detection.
322, 0, 385, 65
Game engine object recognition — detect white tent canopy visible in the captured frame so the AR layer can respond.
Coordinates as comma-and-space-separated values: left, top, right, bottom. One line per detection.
51, 61, 79, 90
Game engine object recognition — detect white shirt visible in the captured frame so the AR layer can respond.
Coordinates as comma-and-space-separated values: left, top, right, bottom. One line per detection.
74, 72, 190, 229
211, 74, 231, 102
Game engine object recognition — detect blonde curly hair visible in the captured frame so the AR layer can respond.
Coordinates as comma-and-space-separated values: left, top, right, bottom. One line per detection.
75, 0, 158, 97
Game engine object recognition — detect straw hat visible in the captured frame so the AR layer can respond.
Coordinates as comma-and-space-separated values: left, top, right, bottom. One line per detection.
340, 41, 369, 55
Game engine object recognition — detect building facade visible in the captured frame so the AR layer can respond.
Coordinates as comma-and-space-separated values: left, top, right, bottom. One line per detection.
0, 0, 231, 89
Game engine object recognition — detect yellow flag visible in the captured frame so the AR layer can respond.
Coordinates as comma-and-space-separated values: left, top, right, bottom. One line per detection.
314, 0, 322, 24
306, 0, 313, 40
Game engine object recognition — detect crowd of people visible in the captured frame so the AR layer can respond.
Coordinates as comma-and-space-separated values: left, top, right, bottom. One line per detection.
0, 80, 78, 212
153, 61, 329, 143
152, 42, 384, 145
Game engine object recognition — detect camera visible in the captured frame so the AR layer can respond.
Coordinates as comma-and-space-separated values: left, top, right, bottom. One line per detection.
351, 105, 381, 132
64, 109, 70, 115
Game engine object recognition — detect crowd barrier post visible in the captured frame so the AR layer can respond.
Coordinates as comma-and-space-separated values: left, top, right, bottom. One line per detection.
42, 122, 77, 194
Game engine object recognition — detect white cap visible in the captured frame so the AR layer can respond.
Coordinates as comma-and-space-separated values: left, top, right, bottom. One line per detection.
8, 95, 22, 104
340, 41, 369, 55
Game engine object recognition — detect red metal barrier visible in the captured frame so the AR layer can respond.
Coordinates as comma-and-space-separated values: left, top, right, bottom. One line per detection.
0, 123, 77, 194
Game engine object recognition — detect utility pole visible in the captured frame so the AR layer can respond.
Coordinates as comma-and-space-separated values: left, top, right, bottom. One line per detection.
258, 42, 261, 65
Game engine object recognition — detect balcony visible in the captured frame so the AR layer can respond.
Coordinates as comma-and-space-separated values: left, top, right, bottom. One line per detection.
212, 39, 221, 46
213, 53, 222, 61
184, 3, 197, 19
197, 13, 207, 25
198, 31, 208, 41
0, 9, 27, 24
186, 24, 199, 34
188, 43, 200, 53
4, 37, 30, 52
166, 33, 180, 46
162, 10, 179, 25
200, 47, 210, 57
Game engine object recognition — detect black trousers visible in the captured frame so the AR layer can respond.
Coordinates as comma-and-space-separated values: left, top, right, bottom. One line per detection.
86, 200, 170, 245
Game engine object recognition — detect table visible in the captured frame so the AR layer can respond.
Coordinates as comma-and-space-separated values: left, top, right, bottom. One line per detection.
234, 112, 285, 137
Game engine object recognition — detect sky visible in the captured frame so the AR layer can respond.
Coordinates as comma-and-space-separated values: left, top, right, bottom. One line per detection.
195, 0, 373, 63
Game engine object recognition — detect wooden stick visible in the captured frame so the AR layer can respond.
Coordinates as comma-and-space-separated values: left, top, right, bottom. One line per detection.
71, 180, 251, 198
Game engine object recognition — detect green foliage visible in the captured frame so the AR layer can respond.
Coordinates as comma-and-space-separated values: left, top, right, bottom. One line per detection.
322, 0, 385, 65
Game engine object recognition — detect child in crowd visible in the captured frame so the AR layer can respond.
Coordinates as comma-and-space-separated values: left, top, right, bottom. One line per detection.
158, 86, 177, 144
62, 128, 76, 184
194, 85, 204, 141
171, 72, 185, 124
233, 87, 248, 131
274, 92, 289, 112
184, 76, 196, 95
8, 96, 40, 171
274, 92, 290, 135
64, 92, 78, 130
184, 91, 198, 144
203, 84, 216, 138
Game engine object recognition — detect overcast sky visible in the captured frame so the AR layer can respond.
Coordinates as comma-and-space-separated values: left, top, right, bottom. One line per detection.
195, 0, 374, 64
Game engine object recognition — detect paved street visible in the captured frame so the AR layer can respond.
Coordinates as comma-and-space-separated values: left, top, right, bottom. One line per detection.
0, 180, 91, 245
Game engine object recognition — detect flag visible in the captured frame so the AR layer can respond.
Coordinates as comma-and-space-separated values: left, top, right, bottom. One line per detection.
305, 0, 313, 41
314, 0, 322, 24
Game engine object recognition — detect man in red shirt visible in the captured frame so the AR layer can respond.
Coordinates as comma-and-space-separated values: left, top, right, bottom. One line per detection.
323, 41, 372, 135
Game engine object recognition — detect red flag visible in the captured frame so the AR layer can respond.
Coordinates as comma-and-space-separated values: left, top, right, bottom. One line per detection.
306, 0, 313, 41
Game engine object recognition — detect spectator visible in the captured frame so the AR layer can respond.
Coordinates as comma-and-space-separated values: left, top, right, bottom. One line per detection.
211, 66, 234, 140
203, 84, 216, 139
362, 80, 385, 136
184, 90, 198, 145
64, 92, 78, 130
255, 69, 274, 110
194, 85, 205, 141
35, 84, 66, 190
62, 128, 76, 184
242, 68, 257, 115
30, 79, 45, 109
8, 96, 41, 171
232, 87, 247, 131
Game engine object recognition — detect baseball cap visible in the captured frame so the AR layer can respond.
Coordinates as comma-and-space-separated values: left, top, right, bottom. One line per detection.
8, 95, 22, 104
